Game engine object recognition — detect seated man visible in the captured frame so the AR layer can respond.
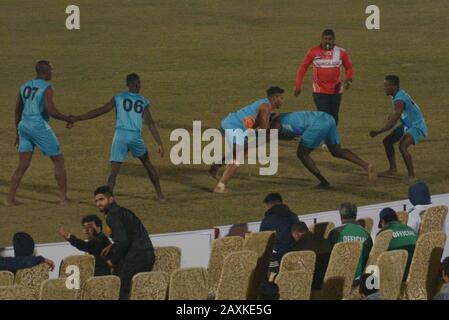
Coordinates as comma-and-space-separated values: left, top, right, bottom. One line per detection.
59, 214, 112, 276
271, 111, 376, 188
289, 221, 331, 290
328, 203, 373, 282
0, 232, 54, 272
377, 207, 417, 280
259, 192, 299, 274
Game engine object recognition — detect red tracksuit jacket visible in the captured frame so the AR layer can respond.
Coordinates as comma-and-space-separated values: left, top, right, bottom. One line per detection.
295, 44, 353, 95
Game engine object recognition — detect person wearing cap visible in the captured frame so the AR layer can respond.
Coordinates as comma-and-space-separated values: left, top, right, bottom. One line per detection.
0, 232, 54, 272
208, 87, 285, 193
289, 221, 331, 290
377, 207, 417, 280
328, 202, 373, 282
260, 193, 299, 274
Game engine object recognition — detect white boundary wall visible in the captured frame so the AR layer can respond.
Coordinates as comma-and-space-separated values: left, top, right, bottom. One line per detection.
1, 193, 448, 279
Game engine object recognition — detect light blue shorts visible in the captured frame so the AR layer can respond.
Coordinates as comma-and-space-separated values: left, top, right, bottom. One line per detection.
301, 113, 341, 149
392, 125, 426, 145
110, 129, 147, 163
221, 115, 247, 146
18, 120, 62, 157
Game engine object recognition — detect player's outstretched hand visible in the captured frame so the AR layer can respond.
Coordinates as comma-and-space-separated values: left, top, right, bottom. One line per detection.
369, 130, 379, 138
293, 88, 301, 97
66, 115, 79, 129
158, 144, 164, 158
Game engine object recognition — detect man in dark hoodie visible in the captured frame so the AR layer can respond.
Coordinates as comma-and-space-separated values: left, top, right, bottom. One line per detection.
58, 214, 112, 276
407, 181, 432, 233
259, 193, 300, 273
289, 221, 331, 290
93, 185, 155, 300
0, 232, 54, 272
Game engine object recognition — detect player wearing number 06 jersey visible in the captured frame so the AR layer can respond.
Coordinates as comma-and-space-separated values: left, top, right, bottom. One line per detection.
71, 73, 165, 201
6, 60, 75, 206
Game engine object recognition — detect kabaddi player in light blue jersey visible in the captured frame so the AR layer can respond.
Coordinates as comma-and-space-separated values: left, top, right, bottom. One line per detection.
271, 111, 375, 188
209, 87, 284, 193
71, 73, 165, 201
370, 75, 428, 183
6, 61, 74, 206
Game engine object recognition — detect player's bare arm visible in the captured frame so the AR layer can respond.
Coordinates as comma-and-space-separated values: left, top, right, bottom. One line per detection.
143, 108, 164, 157
44, 87, 73, 123
370, 101, 404, 137
74, 98, 115, 122
14, 93, 24, 147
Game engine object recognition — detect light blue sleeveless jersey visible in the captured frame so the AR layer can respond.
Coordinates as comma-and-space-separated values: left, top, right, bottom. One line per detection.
393, 89, 428, 136
114, 91, 150, 132
19, 78, 52, 122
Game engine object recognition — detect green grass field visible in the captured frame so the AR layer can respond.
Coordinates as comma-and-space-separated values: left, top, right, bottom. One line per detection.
1, 0, 448, 245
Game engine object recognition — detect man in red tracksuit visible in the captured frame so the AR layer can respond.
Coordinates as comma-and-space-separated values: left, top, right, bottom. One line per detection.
294, 29, 353, 126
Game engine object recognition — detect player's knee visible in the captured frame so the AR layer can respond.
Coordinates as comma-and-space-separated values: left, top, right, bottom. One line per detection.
399, 142, 409, 154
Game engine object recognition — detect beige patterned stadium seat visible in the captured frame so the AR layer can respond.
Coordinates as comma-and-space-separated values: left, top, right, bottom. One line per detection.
279, 251, 316, 273
207, 236, 243, 296
400, 231, 446, 300
168, 267, 208, 300
80, 275, 120, 300
243, 231, 275, 299
215, 250, 258, 300
376, 250, 408, 300
39, 278, 78, 300
14, 263, 50, 299
313, 241, 362, 300
0, 271, 14, 286
0, 285, 35, 300
310, 222, 335, 239
276, 270, 313, 300
129, 271, 169, 300
365, 229, 393, 268
419, 206, 448, 235
396, 211, 409, 225
152, 246, 182, 275
59, 254, 95, 292
357, 217, 374, 234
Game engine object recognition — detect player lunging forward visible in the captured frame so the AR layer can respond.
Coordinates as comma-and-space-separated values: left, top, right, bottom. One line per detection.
71, 73, 165, 200
272, 111, 376, 188
370, 75, 428, 183
209, 87, 284, 193
6, 60, 74, 206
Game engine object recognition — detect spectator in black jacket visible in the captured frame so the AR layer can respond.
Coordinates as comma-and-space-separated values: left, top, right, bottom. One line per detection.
0, 232, 54, 272
289, 222, 331, 290
93, 186, 155, 300
58, 215, 112, 276
260, 193, 299, 273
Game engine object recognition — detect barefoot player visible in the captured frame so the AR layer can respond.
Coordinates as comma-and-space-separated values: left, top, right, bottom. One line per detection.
370, 75, 428, 183
272, 111, 376, 188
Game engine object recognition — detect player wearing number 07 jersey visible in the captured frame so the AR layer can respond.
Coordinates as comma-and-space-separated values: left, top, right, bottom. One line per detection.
71, 73, 165, 201
6, 60, 75, 206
